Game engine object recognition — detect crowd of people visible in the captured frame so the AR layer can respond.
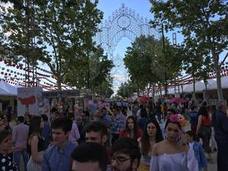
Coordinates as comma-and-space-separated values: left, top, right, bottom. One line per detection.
0, 97, 228, 171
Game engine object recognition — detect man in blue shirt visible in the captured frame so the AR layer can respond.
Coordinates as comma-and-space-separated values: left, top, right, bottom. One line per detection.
42, 117, 76, 171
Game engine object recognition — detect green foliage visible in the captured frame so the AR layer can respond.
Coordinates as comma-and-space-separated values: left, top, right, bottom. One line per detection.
123, 35, 182, 94
150, 0, 228, 99
0, 0, 103, 90
124, 35, 160, 89
117, 81, 138, 98
64, 46, 114, 96
0, 1, 45, 65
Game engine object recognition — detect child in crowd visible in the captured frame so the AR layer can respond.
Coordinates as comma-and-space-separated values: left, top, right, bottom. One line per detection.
185, 130, 208, 171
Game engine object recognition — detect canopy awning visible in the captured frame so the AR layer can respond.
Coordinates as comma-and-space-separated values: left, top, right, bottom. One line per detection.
0, 81, 18, 96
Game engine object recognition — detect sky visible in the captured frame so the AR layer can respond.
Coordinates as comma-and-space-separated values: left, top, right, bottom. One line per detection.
96, 0, 156, 93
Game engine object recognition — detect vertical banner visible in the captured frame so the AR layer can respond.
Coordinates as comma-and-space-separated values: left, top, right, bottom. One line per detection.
17, 87, 43, 116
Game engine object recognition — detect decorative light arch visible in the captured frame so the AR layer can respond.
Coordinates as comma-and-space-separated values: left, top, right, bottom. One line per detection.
96, 4, 160, 59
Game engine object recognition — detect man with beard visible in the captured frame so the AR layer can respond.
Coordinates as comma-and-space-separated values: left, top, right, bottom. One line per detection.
111, 137, 141, 171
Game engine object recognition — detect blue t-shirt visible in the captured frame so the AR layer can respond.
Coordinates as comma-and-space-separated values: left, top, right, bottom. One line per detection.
42, 141, 76, 171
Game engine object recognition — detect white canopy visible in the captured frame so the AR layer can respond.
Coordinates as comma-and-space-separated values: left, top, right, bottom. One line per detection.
162, 76, 228, 95
207, 77, 228, 90
0, 81, 18, 96
181, 76, 228, 93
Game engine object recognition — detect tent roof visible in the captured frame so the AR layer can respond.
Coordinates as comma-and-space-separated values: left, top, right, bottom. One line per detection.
178, 76, 228, 93
161, 76, 228, 95
208, 77, 228, 90
0, 81, 17, 96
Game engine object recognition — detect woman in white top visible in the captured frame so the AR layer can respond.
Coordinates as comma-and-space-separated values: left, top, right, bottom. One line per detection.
150, 114, 195, 171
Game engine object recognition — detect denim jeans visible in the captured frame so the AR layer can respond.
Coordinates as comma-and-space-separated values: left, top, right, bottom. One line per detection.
13, 150, 29, 171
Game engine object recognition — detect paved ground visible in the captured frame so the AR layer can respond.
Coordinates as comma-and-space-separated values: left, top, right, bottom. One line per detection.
208, 152, 217, 171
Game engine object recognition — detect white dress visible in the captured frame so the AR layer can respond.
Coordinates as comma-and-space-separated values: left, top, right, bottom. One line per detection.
149, 150, 199, 171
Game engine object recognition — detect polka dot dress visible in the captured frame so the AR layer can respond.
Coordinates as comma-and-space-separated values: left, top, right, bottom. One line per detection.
0, 153, 17, 171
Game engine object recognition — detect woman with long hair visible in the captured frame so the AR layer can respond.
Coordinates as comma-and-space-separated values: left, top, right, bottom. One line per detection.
138, 119, 163, 171
27, 116, 45, 171
196, 102, 212, 160
119, 116, 142, 140
150, 115, 190, 171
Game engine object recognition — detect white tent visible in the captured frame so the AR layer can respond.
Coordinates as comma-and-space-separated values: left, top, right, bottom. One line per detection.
208, 77, 228, 90
0, 81, 18, 96
182, 79, 216, 93
176, 76, 228, 93
183, 81, 205, 93
162, 76, 228, 95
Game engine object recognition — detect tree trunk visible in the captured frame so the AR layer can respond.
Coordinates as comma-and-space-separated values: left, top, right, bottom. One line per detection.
152, 84, 155, 101
136, 82, 140, 96
192, 76, 196, 101
164, 82, 168, 96
57, 75, 62, 91
214, 54, 224, 100
203, 80, 208, 102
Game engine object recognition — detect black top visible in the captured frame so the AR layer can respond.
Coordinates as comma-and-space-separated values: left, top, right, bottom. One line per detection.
0, 153, 18, 171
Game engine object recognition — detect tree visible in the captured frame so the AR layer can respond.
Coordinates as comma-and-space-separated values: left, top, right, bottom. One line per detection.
181, 41, 212, 100
64, 46, 114, 96
94, 75, 114, 98
0, 0, 103, 90
117, 81, 138, 98
124, 36, 161, 94
37, 0, 103, 90
124, 35, 182, 96
150, 0, 228, 100
0, 1, 47, 86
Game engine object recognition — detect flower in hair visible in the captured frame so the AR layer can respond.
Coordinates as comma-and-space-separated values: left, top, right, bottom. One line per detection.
168, 114, 187, 127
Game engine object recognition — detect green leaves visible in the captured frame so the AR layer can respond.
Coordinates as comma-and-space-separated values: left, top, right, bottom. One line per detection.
150, 0, 227, 99
64, 46, 113, 96
123, 35, 182, 96
0, 0, 104, 90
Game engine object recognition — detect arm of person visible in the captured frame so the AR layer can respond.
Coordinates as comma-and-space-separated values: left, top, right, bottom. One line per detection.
30, 135, 43, 162
196, 115, 202, 135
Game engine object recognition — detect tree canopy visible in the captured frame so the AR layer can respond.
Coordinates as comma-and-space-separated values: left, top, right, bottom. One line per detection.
123, 35, 182, 97
0, 0, 106, 91
150, 0, 228, 100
